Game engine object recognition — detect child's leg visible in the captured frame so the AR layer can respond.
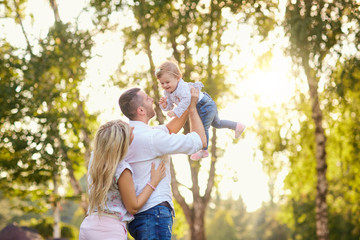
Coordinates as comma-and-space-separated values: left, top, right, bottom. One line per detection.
211, 110, 237, 130
190, 98, 217, 160
212, 107, 245, 138
197, 102, 217, 150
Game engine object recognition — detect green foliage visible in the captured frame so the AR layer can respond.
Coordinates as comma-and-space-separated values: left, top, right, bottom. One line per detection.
206, 195, 248, 240
89, 0, 125, 29
324, 58, 360, 236
0, 2, 98, 223
270, 1, 360, 239
206, 195, 290, 240
90, 0, 278, 103
250, 204, 290, 240
290, 197, 317, 240
255, 67, 360, 238
0, 0, 28, 20
0, 192, 25, 229
284, 0, 360, 68
207, 209, 238, 240
172, 199, 190, 240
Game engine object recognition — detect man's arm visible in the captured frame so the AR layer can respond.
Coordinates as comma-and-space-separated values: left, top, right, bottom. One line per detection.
188, 88, 207, 148
165, 108, 189, 134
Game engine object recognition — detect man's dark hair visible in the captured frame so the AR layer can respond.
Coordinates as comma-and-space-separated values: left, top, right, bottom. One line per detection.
118, 88, 142, 120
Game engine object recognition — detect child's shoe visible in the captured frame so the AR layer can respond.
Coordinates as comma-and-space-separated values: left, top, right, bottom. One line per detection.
190, 150, 209, 161
235, 122, 246, 138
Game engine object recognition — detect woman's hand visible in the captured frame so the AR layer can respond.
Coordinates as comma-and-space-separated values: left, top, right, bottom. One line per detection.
119, 162, 166, 215
150, 161, 166, 187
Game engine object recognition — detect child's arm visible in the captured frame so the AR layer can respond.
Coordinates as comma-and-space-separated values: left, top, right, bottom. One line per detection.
167, 111, 176, 118
118, 162, 166, 215
159, 96, 168, 109
171, 86, 191, 118
159, 91, 174, 111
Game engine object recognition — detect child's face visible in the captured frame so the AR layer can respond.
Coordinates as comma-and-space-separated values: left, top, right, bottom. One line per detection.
158, 72, 179, 93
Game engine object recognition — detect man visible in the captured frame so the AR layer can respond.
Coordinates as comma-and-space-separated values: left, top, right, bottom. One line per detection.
119, 87, 206, 240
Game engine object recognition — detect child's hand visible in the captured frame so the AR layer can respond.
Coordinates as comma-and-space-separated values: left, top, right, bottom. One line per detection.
159, 97, 167, 109
150, 162, 166, 187
167, 111, 176, 118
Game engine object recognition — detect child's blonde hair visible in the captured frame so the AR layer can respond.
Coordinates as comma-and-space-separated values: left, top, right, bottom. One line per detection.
88, 119, 130, 215
155, 60, 182, 79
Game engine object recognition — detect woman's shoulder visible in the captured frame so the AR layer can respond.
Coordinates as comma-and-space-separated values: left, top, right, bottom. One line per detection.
114, 161, 133, 180
118, 161, 133, 172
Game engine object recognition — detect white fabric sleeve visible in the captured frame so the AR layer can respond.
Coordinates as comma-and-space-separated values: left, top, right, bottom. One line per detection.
149, 129, 202, 157
154, 124, 169, 133
114, 161, 133, 186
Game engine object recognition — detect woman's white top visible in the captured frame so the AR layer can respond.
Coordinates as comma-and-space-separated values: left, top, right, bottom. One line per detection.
87, 155, 135, 222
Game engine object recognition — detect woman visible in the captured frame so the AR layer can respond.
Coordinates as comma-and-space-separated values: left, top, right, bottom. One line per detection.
79, 119, 165, 239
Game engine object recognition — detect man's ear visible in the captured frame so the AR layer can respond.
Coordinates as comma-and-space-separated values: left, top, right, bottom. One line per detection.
136, 106, 145, 116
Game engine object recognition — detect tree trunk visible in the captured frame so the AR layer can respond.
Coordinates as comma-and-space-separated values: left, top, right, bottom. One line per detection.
190, 204, 206, 240
302, 57, 329, 240
170, 128, 217, 240
53, 175, 61, 239
53, 201, 61, 238
141, 24, 165, 124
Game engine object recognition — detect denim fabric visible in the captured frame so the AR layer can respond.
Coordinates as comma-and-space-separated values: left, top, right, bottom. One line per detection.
197, 92, 237, 150
127, 205, 173, 240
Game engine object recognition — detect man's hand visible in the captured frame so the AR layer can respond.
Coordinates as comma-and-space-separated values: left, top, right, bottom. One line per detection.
189, 87, 199, 112
188, 87, 206, 148
167, 111, 176, 118
159, 96, 168, 109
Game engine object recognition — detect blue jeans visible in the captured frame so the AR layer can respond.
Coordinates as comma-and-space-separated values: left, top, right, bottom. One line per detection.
127, 205, 173, 240
197, 92, 237, 150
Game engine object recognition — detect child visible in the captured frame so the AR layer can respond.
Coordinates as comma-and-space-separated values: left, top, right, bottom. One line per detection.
155, 60, 245, 160
79, 120, 166, 240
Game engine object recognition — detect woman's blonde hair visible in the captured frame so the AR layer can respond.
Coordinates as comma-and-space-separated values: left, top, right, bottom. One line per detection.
88, 119, 130, 215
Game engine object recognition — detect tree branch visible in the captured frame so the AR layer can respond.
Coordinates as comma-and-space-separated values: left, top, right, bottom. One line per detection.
13, 0, 33, 55
49, 0, 61, 22
203, 128, 217, 203
170, 159, 192, 226
144, 33, 166, 124
189, 160, 201, 199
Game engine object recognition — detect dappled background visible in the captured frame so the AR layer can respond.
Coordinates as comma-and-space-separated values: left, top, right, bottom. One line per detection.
1, 0, 360, 240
